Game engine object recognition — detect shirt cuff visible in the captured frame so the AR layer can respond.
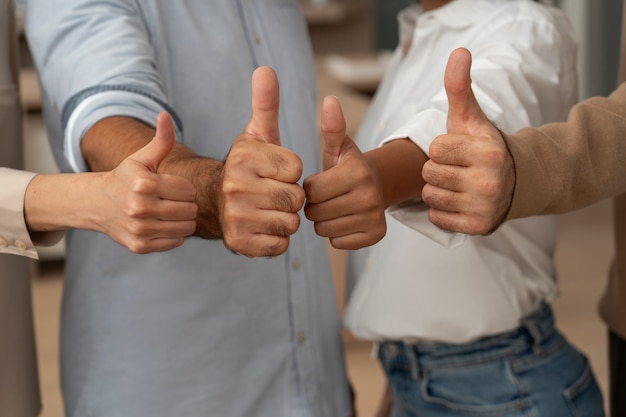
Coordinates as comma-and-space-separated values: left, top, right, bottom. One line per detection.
378, 107, 447, 156
387, 199, 467, 249
0, 168, 56, 259
377, 109, 466, 248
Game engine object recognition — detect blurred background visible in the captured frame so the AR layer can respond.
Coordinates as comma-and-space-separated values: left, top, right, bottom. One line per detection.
13, 0, 624, 415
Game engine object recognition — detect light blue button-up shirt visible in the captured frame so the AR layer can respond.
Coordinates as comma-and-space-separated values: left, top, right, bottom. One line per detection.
25, 1, 352, 416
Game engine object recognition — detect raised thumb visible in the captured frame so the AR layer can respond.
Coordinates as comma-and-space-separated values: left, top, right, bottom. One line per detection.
129, 112, 175, 173
245, 66, 281, 146
321, 95, 348, 170
444, 48, 488, 135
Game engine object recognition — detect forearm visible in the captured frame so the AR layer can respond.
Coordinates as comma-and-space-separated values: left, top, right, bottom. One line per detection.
82, 116, 224, 238
24, 172, 105, 232
365, 139, 426, 209
505, 83, 626, 220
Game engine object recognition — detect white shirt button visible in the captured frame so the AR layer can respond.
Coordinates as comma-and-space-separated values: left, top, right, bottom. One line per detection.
374, 121, 385, 135
252, 33, 260, 44
14, 240, 27, 250
0, 238, 7, 248
292, 259, 301, 271
297, 332, 306, 346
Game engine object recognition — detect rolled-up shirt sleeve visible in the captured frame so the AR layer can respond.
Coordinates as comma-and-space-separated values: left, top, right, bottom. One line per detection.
25, 0, 182, 172
376, 15, 577, 247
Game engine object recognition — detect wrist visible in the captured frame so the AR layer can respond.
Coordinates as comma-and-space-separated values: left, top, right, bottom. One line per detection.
24, 172, 106, 232
160, 152, 225, 239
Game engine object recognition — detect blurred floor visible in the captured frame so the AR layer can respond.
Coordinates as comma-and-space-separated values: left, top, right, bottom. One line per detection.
30, 61, 614, 416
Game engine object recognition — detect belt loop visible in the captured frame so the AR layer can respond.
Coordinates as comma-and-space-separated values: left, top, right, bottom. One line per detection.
371, 342, 381, 359
524, 319, 543, 355
521, 304, 552, 355
404, 343, 421, 381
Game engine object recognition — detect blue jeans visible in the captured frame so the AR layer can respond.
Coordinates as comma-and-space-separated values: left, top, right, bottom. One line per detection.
378, 304, 605, 417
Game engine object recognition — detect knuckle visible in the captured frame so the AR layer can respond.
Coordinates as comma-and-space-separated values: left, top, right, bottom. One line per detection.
127, 220, 148, 237
126, 198, 150, 218
127, 238, 149, 254
221, 178, 243, 199
481, 144, 507, 166
131, 175, 157, 194
313, 221, 328, 237
273, 188, 304, 213
267, 237, 289, 257
226, 147, 252, 167
221, 205, 242, 226
269, 215, 299, 237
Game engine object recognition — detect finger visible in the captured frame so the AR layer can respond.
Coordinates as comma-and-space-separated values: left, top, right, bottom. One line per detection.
304, 190, 369, 222
149, 200, 198, 221
126, 237, 186, 254
222, 177, 305, 213
310, 213, 380, 240
222, 213, 301, 257
303, 170, 351, 204
444, 48, 489, 135
226, 234, 290, 258
421, 159, 465, 192
152, 175, 198, 202
129, 112, 176, 172
421, 183, 465, 213
255, 147, 303, 184
120, 220, 196, 253
321, 95, 348, 170
146, 219, 197, 238
427, 207, 488, 236
427, 208, 468, 234
245, 66, 281, 145
329, 232, 383, 251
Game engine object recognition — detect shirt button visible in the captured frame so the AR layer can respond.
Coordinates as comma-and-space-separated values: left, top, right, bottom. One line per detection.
0, 237, 7, 248
14, 240, 27, 250
374, 121, 385, 135
297, 332, 306, 346
252, 33, 261, 44
292, 259, 301, 271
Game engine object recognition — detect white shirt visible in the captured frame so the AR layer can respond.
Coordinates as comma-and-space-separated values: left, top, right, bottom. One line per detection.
344, 0, 578, 344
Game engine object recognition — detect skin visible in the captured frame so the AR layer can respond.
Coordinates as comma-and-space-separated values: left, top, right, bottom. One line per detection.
23, 112, 198, 254
81, 67, 305, 258
307, 3, 473, 415
303, 1, 456, 251
303, 96, 425, 250
422, 47, 515, 235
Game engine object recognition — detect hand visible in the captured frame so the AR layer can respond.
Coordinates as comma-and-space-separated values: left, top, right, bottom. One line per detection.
421, 48, 516, 235
98, 112, 198, 253
218, 66, 305, 257
303, 95, 386, 250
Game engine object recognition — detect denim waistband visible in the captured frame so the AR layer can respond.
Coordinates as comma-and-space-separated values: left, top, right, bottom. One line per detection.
377, 303, 560, 372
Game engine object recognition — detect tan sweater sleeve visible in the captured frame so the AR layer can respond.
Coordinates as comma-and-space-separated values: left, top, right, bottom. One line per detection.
504, 82, 626, 220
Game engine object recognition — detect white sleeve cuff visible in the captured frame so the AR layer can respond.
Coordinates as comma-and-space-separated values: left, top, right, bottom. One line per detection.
65, 90, 183, 173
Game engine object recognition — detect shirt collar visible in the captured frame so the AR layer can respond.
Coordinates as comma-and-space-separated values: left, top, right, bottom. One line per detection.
399, 0, 515, 41
428, 0, 513, 29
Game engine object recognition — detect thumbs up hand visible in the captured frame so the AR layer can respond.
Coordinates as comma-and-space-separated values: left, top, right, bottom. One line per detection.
99, 112, 198, 253
303, 96, 386, 250
218, 66, 305, 257
422, 48, 516, 235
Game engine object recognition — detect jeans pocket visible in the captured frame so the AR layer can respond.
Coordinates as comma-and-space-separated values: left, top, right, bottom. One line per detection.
420, 360, 526, 416
563, 358, 605, 417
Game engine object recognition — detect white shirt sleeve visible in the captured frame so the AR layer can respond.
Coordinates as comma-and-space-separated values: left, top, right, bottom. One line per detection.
376, 14, 577, 248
